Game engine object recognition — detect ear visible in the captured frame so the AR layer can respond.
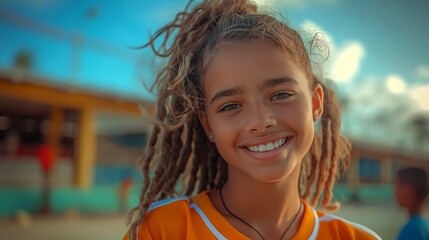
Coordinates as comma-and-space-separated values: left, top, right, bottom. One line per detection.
198, 113, 214, 142
312, 84, 324, 121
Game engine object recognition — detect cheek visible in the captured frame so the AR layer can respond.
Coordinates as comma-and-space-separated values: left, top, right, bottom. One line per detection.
207, 115, 237, 141
395, 185, 408, 200
394, 186, 401, 197
289, 100, 315, 154
286, 99, 314, 135
299, 115, 315, 149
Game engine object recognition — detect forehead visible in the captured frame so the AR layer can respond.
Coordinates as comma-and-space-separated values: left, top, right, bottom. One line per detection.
203, 41, 307, 95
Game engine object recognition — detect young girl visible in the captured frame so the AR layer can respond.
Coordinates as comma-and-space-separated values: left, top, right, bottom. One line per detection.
125, 0, 382, 239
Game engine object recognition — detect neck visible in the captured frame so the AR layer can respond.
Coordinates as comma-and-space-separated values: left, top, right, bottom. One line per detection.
408, 202, 424, 217
216, 163, 302, 238
223, 178, 301, 221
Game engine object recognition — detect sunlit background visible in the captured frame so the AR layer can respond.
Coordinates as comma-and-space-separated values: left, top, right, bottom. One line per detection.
0, 0, 428, 239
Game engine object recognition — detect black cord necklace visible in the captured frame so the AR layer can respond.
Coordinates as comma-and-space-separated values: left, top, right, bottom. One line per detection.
219, 186, 303, 240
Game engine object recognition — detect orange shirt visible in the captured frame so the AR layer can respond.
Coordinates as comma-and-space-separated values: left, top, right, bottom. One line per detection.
124, 191, 381, 240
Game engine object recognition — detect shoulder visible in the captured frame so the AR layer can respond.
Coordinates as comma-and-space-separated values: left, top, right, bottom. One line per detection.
147, 196, 191, 213
317, 211, 382, 240
403, 215, 429, 231
409, 215, 429, 227
127, 196, 192, 240
146, 195, 193, 225
397, 216, 429, 240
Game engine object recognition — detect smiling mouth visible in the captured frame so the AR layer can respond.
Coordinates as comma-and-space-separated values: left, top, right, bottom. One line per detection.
245, 137, 289, 153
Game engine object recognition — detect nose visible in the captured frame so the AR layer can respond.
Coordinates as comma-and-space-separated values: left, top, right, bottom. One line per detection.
245, 103, 277, 133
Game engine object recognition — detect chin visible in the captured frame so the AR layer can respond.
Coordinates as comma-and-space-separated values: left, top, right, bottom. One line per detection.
252, 168, 296, 184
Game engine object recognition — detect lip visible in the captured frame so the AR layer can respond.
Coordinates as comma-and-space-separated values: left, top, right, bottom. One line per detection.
239, 134, 293, 147
240, 136, 293, 162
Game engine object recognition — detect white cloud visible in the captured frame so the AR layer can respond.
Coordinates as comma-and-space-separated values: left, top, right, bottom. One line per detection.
342, 75, 427, 148
299, 20, 335, 71
386, 74, 406, 94
348, 77, 403, 114
417, 65, 429, 79
410, 85, 429, 111
299, 21, 365, 83
331, 42, 365, 82
345, 75, 425, 122
252, 0, 271, 6
300, 20, 334, 47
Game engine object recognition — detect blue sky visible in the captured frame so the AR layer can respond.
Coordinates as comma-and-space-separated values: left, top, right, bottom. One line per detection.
1, 0, 428, 95
0, 0, 428, 148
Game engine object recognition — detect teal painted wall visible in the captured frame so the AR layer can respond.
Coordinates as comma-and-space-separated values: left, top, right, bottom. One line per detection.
333, 183, 394, 202
0, 183, 395, 217
0, 185, 130, 217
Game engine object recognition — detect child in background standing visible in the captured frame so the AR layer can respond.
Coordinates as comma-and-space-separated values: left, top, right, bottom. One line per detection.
124, 0, 382, 239
395, 167, 429, 240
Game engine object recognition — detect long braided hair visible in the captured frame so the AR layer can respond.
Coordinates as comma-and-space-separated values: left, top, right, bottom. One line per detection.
127, 0, 351, 238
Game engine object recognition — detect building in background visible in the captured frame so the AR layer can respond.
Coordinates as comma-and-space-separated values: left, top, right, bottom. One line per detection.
0, 8, 153, 216
340, 139, 429, 203
0, 69, 153, 216
0, 1, 428, 218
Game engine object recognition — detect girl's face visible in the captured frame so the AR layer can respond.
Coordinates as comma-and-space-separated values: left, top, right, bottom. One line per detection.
199, 41, 323, 184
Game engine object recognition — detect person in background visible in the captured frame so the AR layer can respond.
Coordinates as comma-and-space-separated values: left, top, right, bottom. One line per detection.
37, 142, 54, 214
395, 167, 429, 240
119, 176, 133, 213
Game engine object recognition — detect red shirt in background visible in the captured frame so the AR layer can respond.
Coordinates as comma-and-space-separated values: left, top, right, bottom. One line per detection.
37, 144, 53, 174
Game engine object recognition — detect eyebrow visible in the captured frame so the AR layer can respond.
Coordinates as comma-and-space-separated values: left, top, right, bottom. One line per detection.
210, 87, 242, 104
261, 77, 299, 89
209, 77, 299, 104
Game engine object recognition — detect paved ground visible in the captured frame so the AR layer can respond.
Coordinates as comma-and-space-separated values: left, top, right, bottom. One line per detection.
0, 202, 405, 240
334, 202, 404, 240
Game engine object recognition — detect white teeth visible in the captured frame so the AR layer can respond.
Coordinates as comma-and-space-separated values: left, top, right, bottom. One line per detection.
246, 138, 288, 153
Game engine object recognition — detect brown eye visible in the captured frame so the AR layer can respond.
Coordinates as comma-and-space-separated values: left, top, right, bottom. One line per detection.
271, 91, 293, 101
218, 103, 241, 112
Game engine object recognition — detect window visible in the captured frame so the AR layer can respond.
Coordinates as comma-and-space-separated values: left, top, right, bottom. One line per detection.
359, 157, 381, 183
